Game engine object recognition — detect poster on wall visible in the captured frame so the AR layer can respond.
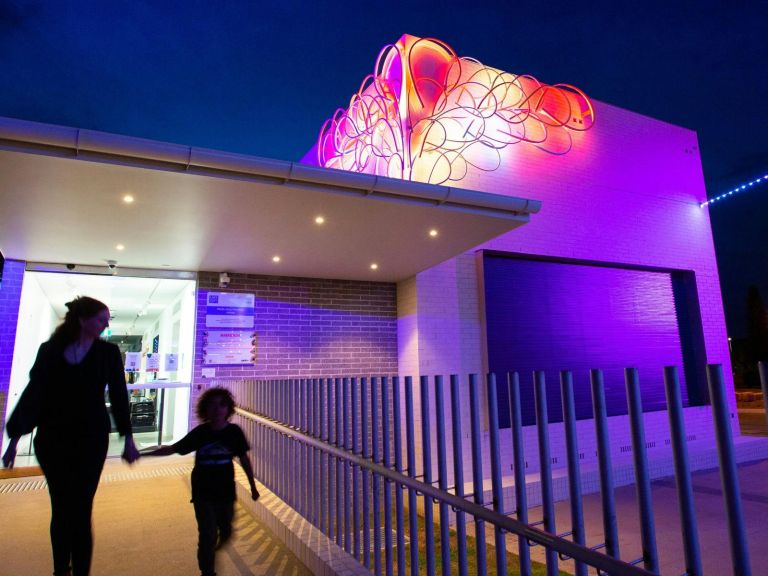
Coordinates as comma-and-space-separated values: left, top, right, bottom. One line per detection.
164, 353, 179, 371
124, 352, 141, 372
145, 353, 160, 373
205, 292, 255, 328
202, 330, 256, 365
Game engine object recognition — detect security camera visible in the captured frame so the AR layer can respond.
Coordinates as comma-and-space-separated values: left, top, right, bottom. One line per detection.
106, 260, 118, 270
218, 272, 230, 288
66, 263, 76, 270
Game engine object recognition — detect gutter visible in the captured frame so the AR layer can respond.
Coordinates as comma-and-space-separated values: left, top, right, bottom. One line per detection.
0, 116, 541, 219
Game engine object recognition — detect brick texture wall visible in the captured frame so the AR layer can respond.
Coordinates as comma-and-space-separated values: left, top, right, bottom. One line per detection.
0, 259, 24, 435
193, 271, 398, 413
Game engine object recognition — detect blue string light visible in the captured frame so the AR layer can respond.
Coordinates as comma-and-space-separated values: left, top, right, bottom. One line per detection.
701, 173, 768, 207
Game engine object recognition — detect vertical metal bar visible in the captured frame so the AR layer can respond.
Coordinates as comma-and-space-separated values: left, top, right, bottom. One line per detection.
450, 375, 469, 576
760, 362, 768, 428
353, 377, 361, 561
486, 373, 507, 576
534, 371, 558, 575
382, 376, 394, 576
372, 376, 382, 576
468, 374, 488, 576
590, 369, 619, 560
664, 365, 702, 576
420, 375, 436, 576
362, 377, 371, 568
320, 378, 327, 534
393, 377, 406, 576
336, 377, 343, 547
560, 370, 587, 576
156, 388, 165, 445
311, 378, 318, 526
343, 377, 352, 554
508, 371, 531, 576
404, 376, 419, 576
707, 364, 752, 576
624, 368, 659, 573
434, 376, 452, 576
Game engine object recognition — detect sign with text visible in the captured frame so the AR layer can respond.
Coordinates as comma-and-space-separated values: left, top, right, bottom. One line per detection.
203, 330, 256, 365
124, 352, 141, 372
205, 292, 255, 328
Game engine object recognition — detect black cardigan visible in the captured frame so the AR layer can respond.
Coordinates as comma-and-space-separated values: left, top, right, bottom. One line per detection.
6, 339, 132, 439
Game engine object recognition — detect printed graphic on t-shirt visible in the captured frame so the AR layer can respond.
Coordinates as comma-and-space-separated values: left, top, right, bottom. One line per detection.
197, 441, 235, 466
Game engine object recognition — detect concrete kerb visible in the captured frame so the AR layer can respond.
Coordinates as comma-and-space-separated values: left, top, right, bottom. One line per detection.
234, 472, 369, 576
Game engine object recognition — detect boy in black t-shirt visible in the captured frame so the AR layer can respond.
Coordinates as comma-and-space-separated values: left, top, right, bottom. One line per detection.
145, 387, 259, 576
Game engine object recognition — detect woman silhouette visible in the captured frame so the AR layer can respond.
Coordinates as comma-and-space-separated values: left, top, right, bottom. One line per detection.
2, 296, 139, 576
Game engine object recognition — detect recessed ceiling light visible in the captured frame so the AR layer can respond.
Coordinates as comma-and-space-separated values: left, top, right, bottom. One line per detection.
429, 229, 438, 237
315, 216, 325, 225
370, 263, 378, 270
116, 244, 125, 251
123, 195, 134, 204
272, 255, 281, 263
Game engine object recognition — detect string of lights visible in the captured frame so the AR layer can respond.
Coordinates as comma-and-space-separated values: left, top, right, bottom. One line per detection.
700, 173, 768, 207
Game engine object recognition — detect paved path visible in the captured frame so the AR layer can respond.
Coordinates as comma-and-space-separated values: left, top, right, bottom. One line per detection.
0, 456, 311, 576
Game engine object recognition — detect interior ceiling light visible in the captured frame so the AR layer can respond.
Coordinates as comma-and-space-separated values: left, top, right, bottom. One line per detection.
370, 263, 378, 270
272, 255, 281, 262
429, 229, 438, 237
122, 194, 134, 204
115, 244, 125, 251
315, 216, 325, 224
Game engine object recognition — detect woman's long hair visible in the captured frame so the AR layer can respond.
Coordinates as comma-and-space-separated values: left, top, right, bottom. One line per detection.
51, 296, 108, 346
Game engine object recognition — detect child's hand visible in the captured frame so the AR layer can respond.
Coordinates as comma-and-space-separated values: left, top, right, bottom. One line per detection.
251, 486, 260, 501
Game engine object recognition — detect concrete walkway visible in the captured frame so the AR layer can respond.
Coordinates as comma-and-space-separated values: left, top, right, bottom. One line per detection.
0, 456, 311, 576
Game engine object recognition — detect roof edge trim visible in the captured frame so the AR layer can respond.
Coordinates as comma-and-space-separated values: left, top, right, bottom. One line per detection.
0, 116, 541, 217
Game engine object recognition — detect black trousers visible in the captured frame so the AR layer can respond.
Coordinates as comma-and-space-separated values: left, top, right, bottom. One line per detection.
193, 500, 235, 576
35, 432, 108, 576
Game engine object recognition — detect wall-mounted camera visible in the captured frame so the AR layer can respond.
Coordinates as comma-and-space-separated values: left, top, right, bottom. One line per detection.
218, 272, 231, 288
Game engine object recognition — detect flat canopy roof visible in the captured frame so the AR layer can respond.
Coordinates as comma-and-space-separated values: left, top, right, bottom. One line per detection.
0, 117, 540, 282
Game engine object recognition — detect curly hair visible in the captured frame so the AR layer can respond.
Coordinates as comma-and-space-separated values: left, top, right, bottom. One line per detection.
196, 387, 236, 421
51, 296, 109, 345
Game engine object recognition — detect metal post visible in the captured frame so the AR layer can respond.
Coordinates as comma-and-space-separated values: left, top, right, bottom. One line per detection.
486, 373, 507, 576
707, 364, 752, 576
434, 376, 453, 576
624, 368, 659, 573
508, 372, 531, 576
468, 374, 488, 576
382, 376, 394, 576
560, 371, 587, 576
420, 375, 436, 576
591, 369, 619, 560
404, 376, 419, 576
336, 377, 343, 547
362, 377, 371, 568
450, 375, 469, 576
343, 377, 352, 554
372, 376, 382, 576
393, 377, 406, 576
760, 362, 768, 428
664, 366, 702, 576
534, 371, 558, 575
353, 377, 361, 561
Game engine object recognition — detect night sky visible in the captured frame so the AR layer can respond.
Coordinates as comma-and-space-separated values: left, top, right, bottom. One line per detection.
1, 1, 766, 335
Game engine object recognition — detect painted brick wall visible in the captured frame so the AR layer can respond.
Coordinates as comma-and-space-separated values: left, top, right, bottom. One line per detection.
193, 271, 398, 414
0, 259, 24, 435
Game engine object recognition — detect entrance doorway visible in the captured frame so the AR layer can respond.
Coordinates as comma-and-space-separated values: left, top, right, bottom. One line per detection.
4, 269, 197, 464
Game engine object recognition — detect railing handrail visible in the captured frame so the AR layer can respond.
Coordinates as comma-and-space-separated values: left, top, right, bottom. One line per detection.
235, 405, 654, 576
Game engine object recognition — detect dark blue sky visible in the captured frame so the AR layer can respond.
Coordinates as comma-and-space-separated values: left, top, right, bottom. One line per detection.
1, 0, 766, 334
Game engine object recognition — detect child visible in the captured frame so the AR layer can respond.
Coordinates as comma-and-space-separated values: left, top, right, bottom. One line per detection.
144, 387, 259, 576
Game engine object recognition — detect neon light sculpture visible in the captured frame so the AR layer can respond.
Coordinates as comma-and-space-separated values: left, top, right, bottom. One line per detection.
317, 35, 595, 185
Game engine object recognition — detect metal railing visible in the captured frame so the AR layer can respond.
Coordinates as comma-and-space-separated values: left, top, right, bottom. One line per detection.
222, 365, 751, 576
